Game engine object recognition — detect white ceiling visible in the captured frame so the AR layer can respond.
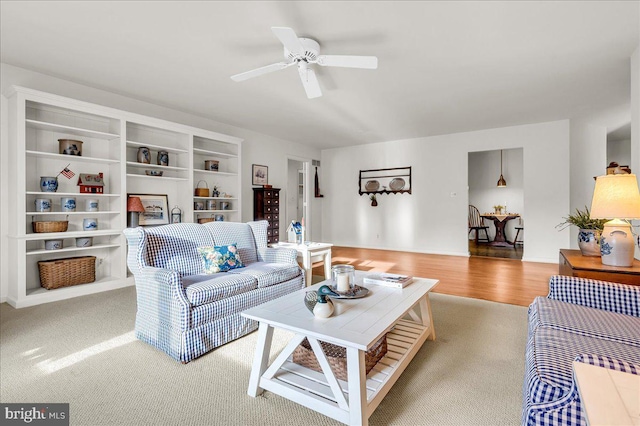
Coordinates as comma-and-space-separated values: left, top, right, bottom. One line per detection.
1, 1, 638, 149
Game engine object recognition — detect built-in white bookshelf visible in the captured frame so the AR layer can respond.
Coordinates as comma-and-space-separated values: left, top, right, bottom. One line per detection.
6, 86, 243, 307
192, 134, 242, 224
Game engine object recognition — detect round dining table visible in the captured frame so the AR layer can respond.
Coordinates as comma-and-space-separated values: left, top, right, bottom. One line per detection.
480, 213, 520, 247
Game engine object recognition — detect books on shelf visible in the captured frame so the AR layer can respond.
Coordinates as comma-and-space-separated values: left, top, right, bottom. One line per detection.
363, 273, 413, 288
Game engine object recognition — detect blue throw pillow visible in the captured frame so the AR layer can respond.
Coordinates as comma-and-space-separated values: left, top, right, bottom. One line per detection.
198, 244, 245, 274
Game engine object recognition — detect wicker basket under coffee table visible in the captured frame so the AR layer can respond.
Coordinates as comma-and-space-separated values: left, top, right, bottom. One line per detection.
242, 272, 438, 426
293, 335, 387, 382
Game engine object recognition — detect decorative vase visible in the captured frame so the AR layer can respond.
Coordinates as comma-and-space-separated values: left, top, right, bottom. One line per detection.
61, 197, 76, 212
205, 160, 219, 171
577, 229, 601, 257
40, 176, 58, 192
137, 147, 150, 164
157, 150, 169, 166
58, 139, 83, 156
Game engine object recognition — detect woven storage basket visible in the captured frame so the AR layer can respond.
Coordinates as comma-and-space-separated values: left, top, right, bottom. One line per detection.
38, 256, 96, 290
32, 220, 68, 233
292, 335, 387, 381
194, 180, 209, 197
197, 216, 216, 224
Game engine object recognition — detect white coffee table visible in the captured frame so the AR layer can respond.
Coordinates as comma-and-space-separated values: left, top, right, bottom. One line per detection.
573, 361, 640, 426
273, 242, 333, 286
242, 272, 438, 426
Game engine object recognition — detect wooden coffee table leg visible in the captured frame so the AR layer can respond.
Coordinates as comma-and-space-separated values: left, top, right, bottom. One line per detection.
248, 322, 274, 397
420, 295, 436, 341
347, 347, 368, 426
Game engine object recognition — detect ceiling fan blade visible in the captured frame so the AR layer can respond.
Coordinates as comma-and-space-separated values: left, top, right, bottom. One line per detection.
230, 62, 293, 82
298, 66, 322, 99
271, 26, 305, 56
316, 55, 378, 69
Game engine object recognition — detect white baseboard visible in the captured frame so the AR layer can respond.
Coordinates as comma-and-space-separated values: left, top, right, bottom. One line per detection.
335, 243, 470, 258
521, 256, 556, 264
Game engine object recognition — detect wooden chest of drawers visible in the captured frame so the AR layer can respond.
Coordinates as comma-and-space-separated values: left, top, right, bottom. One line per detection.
253, 188, 281, 244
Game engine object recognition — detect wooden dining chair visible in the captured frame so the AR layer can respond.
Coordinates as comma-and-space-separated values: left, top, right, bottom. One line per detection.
468, 205, 490, 243
513, 217, 524, 247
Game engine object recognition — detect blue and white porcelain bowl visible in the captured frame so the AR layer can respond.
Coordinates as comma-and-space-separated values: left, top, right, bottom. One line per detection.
40, 177, 58, 192
83, 218, 98, 231
61, 197, 76, 212
76, 237, 93, 247
44, 239, 63, 250
34, 198, 52, 212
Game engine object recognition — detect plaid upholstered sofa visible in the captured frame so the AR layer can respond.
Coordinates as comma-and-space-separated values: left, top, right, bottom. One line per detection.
123, 220, 305, 363
522, 275, 640, 425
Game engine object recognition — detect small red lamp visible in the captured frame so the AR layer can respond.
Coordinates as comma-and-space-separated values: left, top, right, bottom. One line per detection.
127, 196, 145, 228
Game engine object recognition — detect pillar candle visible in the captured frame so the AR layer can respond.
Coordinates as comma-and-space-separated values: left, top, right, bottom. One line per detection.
336, 273, 350, 292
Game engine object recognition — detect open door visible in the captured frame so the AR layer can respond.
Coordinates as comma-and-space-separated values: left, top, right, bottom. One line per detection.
287, 157, 311, 242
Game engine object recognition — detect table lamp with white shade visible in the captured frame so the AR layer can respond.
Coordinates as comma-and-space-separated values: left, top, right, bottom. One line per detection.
589, 173, 640, 267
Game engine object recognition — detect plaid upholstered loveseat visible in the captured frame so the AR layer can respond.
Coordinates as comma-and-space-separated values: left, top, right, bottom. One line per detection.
123, 220, 305, 362
523, 275, 640, 425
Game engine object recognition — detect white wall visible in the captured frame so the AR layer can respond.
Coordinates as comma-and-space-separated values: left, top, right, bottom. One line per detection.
607, 138, 631, 166
286, 159, 304, 235
1, 95, 8, 302
469, 148, 524, 241
321, 120, 571, 263
0, 63, 322, 300
569, 120, 607, 248
632, 45, 640, 260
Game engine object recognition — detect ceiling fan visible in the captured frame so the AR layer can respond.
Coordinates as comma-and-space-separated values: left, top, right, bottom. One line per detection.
230, 27, 378, 99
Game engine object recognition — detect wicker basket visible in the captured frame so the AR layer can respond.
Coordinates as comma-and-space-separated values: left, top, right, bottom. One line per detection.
292, 335, 387, 381
194, 180, 209, 197
38, 256, 96, 290
197, 216, 216, 224
32, 220, 68, 233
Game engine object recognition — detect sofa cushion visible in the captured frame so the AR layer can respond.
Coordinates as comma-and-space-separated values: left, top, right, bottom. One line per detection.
525, 325, 640, 406
204, 222, 258, 264
191, 278, 305, 327
143, 224, 215, 277
182, 273, 256, 306
229, 262, 301, 289
530, 297, 640, 347
198, 244, 245, 274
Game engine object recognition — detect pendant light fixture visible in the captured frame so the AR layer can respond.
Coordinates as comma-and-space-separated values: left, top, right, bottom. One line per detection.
497, 150, 507, 187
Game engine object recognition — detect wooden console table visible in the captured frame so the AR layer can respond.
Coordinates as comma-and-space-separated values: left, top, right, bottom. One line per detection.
559, 249, 640, 285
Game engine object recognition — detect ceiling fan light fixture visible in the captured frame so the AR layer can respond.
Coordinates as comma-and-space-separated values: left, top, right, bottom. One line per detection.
497, 150, 507, 187
230, 27, 378, 99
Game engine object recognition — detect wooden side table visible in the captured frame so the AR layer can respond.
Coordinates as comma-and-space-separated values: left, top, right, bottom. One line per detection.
273, 242, 333, 286
559, 249, 640, 285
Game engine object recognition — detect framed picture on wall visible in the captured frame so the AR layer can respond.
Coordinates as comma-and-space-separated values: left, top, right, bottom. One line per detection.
128, 194, 169, 226
252, 164, 268, 186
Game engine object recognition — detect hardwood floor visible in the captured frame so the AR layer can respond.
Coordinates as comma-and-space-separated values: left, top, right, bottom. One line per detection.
312, 246, 558, 307
469, 240, 523, 259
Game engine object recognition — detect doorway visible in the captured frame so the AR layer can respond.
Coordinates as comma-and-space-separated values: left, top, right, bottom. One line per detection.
286, 157, 311, 242
468, 148, 524, 259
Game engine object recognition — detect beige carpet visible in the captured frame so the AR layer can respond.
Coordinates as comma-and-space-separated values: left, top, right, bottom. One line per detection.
0, 285, 528, 426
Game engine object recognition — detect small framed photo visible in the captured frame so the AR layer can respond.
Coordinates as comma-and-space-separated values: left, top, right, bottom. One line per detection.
252, 164, 268, 186
128, 194, 169, 226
